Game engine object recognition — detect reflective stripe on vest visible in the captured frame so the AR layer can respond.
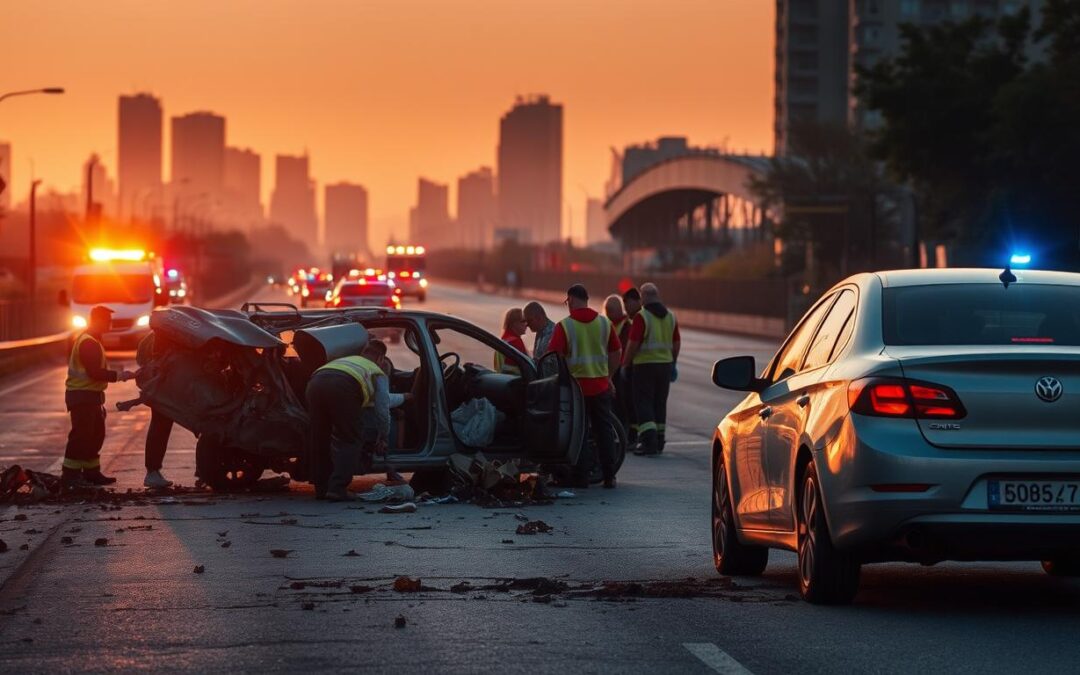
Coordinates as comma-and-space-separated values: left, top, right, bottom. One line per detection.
633, 309, 676, 365
559, 316, 610, 379
66, 333, 108, 392
494, 347, 521, 375
315, 356, 384, 407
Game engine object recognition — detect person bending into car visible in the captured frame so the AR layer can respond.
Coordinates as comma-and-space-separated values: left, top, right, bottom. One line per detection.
306, 341, 405, 501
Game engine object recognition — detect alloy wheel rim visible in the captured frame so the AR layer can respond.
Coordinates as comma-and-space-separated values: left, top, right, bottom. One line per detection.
714, 465, 730, 560
799, 474, 818, 585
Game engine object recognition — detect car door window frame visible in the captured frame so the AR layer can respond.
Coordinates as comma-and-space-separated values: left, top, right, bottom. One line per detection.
427, 319, 537, 380
765, 292, 838, 384
800, 288, 858, 372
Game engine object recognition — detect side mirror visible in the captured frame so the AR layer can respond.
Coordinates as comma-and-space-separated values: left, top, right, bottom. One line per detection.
57, 289, 69, 307
711, 356, 764, 392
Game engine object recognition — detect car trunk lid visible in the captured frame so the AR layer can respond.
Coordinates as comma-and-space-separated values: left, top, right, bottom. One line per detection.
885, 346, 1080, 449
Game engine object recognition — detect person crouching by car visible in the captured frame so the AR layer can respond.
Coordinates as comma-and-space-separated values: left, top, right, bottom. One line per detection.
306, 342, 404, 501
63, 305, 135, 491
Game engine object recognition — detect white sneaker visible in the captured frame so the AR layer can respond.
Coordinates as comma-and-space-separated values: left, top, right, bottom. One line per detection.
144, 471, 173, 488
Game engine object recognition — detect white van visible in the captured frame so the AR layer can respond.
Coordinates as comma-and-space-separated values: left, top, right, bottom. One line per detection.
67, 260, 163, 349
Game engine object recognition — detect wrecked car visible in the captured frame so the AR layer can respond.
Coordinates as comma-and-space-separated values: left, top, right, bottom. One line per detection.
134, 302, 625, 491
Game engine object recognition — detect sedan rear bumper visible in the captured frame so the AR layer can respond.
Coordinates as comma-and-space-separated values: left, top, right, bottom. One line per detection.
817, 414, 1080, 562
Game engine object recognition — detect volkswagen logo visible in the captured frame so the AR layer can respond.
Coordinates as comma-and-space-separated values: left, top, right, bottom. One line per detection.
1035, 376, 1063, 403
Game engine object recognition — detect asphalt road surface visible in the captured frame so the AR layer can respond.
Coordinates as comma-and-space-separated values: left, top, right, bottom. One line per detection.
0, 282, 1077, 673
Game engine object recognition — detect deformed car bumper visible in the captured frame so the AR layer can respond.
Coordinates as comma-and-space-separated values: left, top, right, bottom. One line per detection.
816, 414, 1080, 562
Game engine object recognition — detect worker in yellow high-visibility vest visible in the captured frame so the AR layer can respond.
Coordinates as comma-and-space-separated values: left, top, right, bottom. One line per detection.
63, 305, 136, 491
622, 283, 680, 456
546, 284, 622, 489
305, 341, 409, 501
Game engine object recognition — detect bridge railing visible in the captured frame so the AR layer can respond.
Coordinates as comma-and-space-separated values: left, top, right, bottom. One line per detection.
0, 300, 69, 342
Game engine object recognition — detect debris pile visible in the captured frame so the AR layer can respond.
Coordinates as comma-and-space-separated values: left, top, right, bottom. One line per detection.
447, 453, 551, 507
515, 520, 553, 535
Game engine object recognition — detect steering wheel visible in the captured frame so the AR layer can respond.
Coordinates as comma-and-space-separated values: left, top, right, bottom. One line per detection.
438, 351, 461, 379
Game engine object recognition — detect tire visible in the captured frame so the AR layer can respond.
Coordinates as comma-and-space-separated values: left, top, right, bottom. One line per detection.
195, 436, 265, 492
797, 461, 860, 604
1042, 556, 1080, 577
712, 458, 768, 575
587, 406, 627, 485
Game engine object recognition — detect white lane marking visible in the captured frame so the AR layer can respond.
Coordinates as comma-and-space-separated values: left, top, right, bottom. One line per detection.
683, 643, 753, 675
663, 440, 710, 447
0, 367, 63, 399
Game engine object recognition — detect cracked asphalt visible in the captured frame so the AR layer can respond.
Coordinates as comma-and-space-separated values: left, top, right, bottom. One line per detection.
0, 284, 1078, 673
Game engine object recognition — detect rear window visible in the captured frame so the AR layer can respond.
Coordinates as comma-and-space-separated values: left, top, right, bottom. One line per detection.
340, 283, 391, 297
73, 274, 155, 304
883, 284, 1080, 345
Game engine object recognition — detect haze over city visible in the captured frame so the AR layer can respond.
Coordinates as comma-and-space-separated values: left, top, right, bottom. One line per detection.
2, 0, 772, 246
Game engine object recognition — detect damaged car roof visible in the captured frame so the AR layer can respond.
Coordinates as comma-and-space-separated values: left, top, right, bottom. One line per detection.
150, 305, 285, 349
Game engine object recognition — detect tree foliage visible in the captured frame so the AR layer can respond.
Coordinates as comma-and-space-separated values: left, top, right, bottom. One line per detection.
858, 1, 1080, 268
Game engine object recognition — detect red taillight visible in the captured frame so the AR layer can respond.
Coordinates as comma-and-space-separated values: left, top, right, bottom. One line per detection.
849, 378, 966, 419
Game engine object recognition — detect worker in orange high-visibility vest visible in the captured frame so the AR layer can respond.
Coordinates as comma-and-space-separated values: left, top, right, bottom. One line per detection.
547, 284, 622, 489
63, 305, 135, 491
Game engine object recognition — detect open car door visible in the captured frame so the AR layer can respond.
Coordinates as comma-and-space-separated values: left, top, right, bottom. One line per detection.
524, 352, 586, 465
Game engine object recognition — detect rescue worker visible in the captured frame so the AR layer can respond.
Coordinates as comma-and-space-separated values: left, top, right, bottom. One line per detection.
546, 284, 622, 488
523, 301, 556, 377
619, 287, 642, 444
306, 341, 402, 501
623, 282, 680, 456
495, 307, 528, 374
63, 305, 135, 490
136, 331, 176, 488
603, 294, 633, 441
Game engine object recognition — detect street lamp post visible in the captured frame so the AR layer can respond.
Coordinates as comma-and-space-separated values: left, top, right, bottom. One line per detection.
29, 179, 42, 301
0, 87, 65, 104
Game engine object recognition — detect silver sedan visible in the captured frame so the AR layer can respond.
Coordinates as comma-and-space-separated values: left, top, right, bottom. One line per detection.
710, 268, 1080, 604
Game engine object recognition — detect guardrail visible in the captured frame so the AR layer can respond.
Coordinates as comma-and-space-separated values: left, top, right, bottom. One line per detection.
0, 299, 68, 342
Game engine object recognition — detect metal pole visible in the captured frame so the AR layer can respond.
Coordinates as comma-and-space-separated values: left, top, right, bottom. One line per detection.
0, 88, 65, 105
29, 180, 41, 301
85, 156, 97, 221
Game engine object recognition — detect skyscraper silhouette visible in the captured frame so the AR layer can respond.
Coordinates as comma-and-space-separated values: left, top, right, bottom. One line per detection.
456, 167, 495, 250
0, 142, 11, 214
409, 178, 450, 248
324, 182, 369, 256
269, 154, 318, 244
171, 112, 226, 229
117, 93, 163, 221
224, 147, 262, 232
497, 95, 563, 244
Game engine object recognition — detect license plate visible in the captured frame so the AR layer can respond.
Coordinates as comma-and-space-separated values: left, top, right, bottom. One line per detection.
988, 480, 1080, 512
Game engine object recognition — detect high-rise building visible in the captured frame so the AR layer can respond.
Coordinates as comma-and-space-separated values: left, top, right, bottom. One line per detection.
848, 0, 1044, 129
324, 182, 369, 255
774, 1, 850, 154
456, 167, 496, 250
117, 93, 163, 220
171, 112, 225, 196
585, 197, 608, 246
223, 147, 262, 231
82, 154, 117, 220
409, 178, 451, 248
269, 154, 318, 244
497, 95, 563, 244
0, 142, 11, 213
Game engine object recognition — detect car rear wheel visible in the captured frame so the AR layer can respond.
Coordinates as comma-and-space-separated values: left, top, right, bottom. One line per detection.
1042, 556, 1080, 577
195, 436, 265, 492
712, 458, 768, 575
798, 461, 860, 604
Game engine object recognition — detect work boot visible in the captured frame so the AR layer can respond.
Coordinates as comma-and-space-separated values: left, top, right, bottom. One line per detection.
325, 490, 357, 502
60, 468, 98, 493
82, 469, 117, 486
143, 470, 173, 489
633, 431, 659, 456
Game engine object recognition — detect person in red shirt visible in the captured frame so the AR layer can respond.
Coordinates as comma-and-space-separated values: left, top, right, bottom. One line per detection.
546, 284, 622, 488
495, 307, 528, 374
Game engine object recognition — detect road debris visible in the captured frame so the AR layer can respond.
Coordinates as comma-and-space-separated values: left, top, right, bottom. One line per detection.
270, 549, 294, 558
221, 541, 232, 548
193, 565, 205, 574
342, 549, 360, 557
394, 615, 407, 628
393, 576, 422, 592
94, 538, 108, 547
515, 520, 553, 535
13, 514, 28, 522
358, 483, 415, 503
0, 540, 7, 553
379, 502, 417, 514
61, 537, 73, 545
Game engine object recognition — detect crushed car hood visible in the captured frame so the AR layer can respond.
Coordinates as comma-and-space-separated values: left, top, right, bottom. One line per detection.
150, 306, 284, 350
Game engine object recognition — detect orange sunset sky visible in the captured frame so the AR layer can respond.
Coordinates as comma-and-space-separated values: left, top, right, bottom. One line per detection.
1, 0, 773, 246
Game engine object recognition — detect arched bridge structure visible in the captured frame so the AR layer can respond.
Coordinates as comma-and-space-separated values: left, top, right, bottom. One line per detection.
604, 154, 772, 252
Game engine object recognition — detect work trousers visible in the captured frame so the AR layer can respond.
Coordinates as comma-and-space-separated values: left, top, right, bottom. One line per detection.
306, 370, 377, 496
614, 366, 635, 444
64, 401, 106, 470
145, 407, 173, 472
577, 390, 617, 484
633, 362, 673, 454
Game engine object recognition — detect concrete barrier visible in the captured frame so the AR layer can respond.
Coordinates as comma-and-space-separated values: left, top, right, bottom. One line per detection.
452, 281, 788, 339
